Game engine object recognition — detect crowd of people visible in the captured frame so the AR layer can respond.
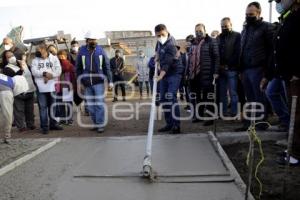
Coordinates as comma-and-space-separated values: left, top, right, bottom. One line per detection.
0, 0, 299, 166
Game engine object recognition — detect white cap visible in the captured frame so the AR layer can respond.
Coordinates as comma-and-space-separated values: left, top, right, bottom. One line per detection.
12, 75, 29, 96
84, 31, 98, 40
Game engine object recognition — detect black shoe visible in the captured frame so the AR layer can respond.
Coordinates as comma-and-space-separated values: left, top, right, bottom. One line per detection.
28, 125, 36, 130
97, 127, 105, 133
158, 126, 172, 132
275, 124, 289, 132
3, 139, 10, 144
256, 123, 269, 131
122, 97, 126, 102
171, 126, 181, 134
234, 125, 249, 132
90, 127, 98, 131
276, 155, 300, 166
42, 129, 49, 135
276, 150, 287, 157
50, 125, 63, 131
192, 119, 202, 123
112, 97, 118, 102
203, 120, 214, 126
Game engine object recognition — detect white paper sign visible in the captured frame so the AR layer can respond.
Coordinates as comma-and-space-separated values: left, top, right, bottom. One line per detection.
62, 88, 73, 102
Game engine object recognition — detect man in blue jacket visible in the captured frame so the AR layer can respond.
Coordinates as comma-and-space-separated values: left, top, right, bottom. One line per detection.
76, 31, 113, 133
155, 24, 184, 134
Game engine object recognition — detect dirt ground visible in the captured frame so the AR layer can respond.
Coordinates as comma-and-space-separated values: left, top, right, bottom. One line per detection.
9, 97, 243, 139
224, 142, 300, 200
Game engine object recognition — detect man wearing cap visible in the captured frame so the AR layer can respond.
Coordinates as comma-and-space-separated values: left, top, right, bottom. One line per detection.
0, 74, 29, 144
76, 31, 113, 133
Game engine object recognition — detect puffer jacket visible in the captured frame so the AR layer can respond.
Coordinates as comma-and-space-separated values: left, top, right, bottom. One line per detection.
240, 19, 275, 72
190, 36, 220, 88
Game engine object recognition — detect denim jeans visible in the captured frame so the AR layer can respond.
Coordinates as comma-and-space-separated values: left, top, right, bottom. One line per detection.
265, 78, 290, 126
219, 70, 239, 115
85, 83, 105, 127
242, 68, 267, 121
159, 74, 182, 128
37, 92, 58, 131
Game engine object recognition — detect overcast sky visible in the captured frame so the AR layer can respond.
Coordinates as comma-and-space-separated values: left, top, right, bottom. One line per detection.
0, 0, 279, 41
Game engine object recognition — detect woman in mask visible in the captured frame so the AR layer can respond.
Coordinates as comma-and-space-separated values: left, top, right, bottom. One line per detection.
1, 50, 36, 132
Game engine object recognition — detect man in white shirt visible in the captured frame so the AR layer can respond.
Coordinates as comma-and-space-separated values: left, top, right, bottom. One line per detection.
31, 43, 63, 134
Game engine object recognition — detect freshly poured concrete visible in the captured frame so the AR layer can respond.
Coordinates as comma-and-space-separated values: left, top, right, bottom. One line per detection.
54, 134, 245, 200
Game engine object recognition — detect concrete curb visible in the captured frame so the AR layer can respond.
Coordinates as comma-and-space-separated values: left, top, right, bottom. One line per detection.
216, 131, 287, 145
0, 138, 62, 177
208, 131, 255, 200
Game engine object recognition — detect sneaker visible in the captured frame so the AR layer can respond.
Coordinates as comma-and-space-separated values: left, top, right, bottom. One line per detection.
50, 125, 63, 131
97, 127, 105, 133
122, 97, 126, 102
158, 126, 172, 132
171, 126, 181, 134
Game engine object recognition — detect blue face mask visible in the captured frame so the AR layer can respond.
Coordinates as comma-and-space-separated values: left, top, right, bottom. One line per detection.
276, 0, 294, 14
276, 3, 285, 14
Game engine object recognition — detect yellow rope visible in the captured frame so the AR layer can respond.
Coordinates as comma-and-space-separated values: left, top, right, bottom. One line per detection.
246, 122, 271, 199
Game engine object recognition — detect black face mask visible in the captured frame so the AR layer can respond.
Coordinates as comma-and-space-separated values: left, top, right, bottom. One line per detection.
195, 31, 205, 39
186, 47, 191, 53
246, 16, 257, 24
35, 51, 42, 58
222, 28, 230, 34
88, 42, 97, 49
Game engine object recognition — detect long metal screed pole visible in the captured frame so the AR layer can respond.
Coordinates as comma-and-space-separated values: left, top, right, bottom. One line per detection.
282, 96, 298, 200
142, 62, 159, 178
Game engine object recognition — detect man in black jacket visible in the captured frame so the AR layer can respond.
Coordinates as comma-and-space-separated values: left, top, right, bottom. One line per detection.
188, 23, 220, 126
155, 24, 184, 134
218, 17, 241, 117
267, 0, 300, 166
236, 1, 275, 131
110, 50, 126, 102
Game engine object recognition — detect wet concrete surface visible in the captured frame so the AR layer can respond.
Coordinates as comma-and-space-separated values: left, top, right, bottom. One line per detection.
0, 135, 245, 200
0, 139, 48, 168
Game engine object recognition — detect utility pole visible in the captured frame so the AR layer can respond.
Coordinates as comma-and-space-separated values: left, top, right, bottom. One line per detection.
269, 0, 273, 23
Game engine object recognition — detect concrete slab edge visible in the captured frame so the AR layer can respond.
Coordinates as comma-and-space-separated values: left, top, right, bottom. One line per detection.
216, 131, 286, 145
0, 138, 62, 177
208, 131, 255, 200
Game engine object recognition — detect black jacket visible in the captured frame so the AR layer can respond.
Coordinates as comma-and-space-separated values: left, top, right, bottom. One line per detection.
191, 36, 220, 88
218, 31, 241, 71
240, 19, 275, 72
268, 9, 300, 81
110, 56, 124, 77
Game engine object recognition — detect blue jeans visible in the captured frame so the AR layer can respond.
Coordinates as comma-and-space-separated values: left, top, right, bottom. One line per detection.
37, 92, 58, 130
160, 74, 181, 128
85, 83, 105, 127
219, 70, 239, 115
266, 78, 290, 126
242, 68, 266, 120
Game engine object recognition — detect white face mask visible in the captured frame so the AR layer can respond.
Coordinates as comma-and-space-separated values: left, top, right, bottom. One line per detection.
72, 46, 79, 53
4, 44, 12, 50
8, 56, 17, 64
158, 36, 168, 45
